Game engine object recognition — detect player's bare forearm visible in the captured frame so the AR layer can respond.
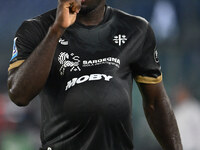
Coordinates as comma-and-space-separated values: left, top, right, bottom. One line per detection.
137, 82, 183, 150
7, 0, 81, 106
8, 26, 64, 106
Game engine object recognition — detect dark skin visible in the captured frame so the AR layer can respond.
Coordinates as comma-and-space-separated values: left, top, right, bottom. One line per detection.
137, 82, 182, 150
7, 0, 182, 149
7, 0, 105, 106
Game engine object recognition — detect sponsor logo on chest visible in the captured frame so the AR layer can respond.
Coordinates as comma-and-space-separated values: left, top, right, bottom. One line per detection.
83, 57, 120, 68
58, 52, 81, 75
65, 74, 113, 91
57, 34, 127, 75
58, 52, 121, 76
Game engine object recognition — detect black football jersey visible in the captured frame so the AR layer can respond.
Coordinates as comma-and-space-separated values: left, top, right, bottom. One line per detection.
8, 6, 162, 150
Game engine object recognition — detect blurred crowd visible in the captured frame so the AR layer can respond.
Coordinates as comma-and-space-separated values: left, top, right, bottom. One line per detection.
0, 0, 200, 149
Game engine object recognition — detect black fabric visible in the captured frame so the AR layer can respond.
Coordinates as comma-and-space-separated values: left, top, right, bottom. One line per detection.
131, 24, 161, 78
10, 6, 162, 150
10, 9, 56, 63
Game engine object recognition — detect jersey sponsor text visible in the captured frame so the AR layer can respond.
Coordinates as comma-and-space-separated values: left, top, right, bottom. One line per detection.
65, 74, 113, 91
83, 57, 120, 68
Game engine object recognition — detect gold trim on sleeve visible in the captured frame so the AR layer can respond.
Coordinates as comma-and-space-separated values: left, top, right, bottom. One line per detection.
135, 74, 162, 84
8, 60, 25, 71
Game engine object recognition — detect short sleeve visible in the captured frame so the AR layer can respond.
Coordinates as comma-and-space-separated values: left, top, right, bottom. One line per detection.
132, 23, 162, 84
8, 20, 43, 71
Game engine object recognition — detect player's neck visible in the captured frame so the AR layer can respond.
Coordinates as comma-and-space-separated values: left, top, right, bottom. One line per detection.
77, 4, 106, 26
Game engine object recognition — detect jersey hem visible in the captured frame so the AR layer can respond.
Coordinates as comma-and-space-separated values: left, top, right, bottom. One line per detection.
8, 60, 25, 71
134, 74, 162, 84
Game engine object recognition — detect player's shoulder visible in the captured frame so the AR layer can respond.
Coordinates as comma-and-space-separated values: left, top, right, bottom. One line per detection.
111, 7, 149, 31
30, 9, 56, 25
18, 9, 56, 33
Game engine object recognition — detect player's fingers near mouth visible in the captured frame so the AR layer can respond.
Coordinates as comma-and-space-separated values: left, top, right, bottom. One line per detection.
68, 0, 81, 13
73, 0, 81, 13
60, 0, 81, 13
58, 0, 71, 8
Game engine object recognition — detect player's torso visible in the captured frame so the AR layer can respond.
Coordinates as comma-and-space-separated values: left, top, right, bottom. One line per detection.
42, 13, 144, 119
39, 7, 146, 149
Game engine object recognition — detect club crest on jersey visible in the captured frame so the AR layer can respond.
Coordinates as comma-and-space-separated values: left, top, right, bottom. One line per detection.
10, 37, 18, 61
58, 52, 81, 75
113, 34, 127, 46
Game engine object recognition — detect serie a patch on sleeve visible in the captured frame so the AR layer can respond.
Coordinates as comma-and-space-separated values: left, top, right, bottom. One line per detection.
10, 37, 18, 62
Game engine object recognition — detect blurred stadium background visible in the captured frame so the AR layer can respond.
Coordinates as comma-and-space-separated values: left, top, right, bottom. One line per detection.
0, 0, 200, 150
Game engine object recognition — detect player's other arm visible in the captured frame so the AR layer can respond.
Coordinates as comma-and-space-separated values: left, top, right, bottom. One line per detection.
137, 82, 183, 150
7, 0, 81, 106
132, 22, 182, 149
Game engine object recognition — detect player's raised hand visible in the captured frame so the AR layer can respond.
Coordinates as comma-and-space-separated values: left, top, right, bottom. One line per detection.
53, 0, 81, 30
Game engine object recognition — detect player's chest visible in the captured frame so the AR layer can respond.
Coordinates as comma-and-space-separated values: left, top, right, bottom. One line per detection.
46, 27, 141, 93
52, 33, 126, 76
51, 26, 144, 78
